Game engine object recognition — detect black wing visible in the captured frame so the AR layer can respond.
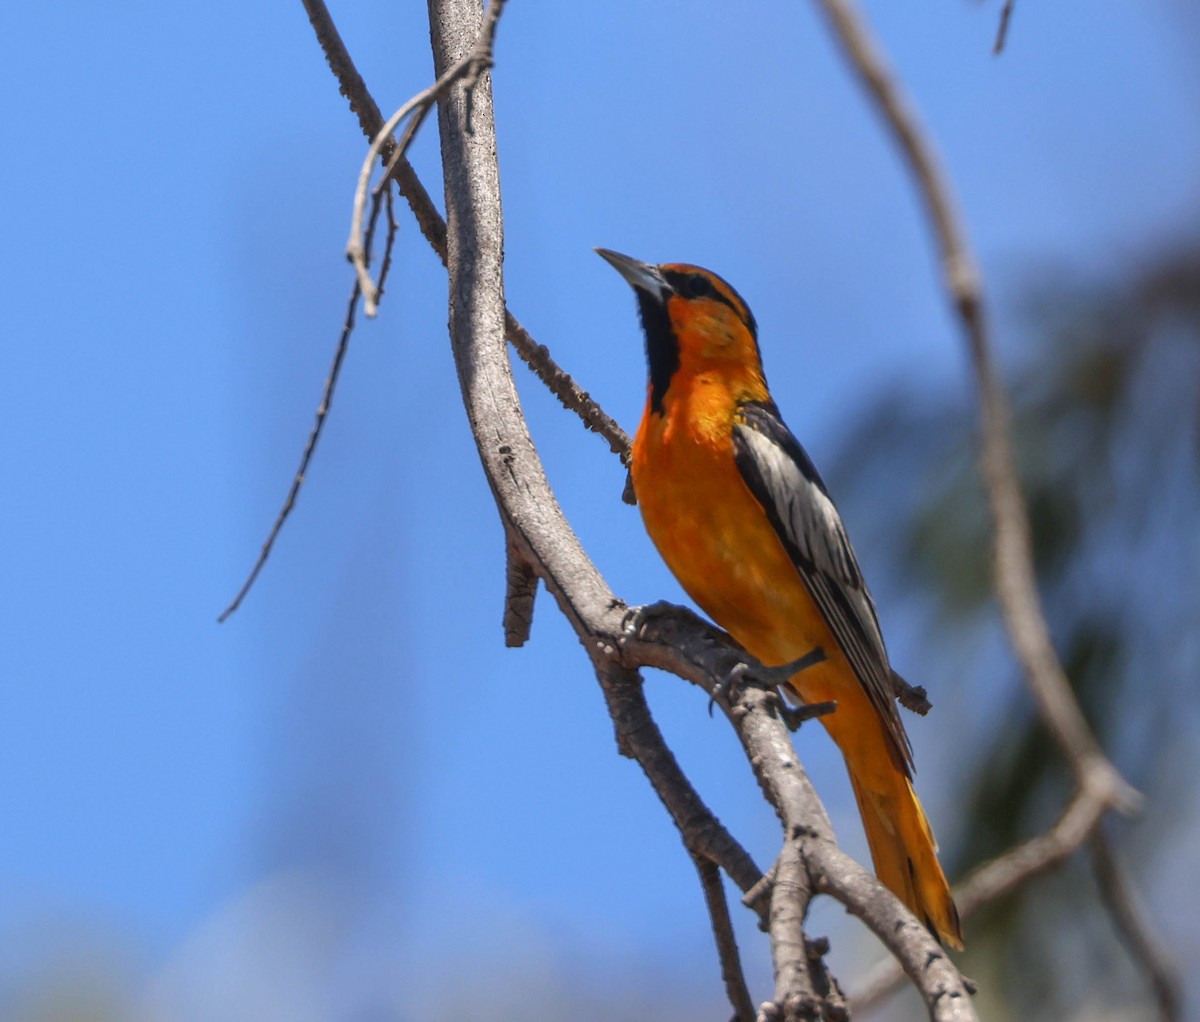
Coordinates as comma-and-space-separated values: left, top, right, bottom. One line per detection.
732, 401, 913, 773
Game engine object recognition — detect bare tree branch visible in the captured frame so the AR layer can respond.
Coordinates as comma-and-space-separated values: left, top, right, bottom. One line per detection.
347, 0, 507, 315
693, 854, 756, 1022
805, 0, 1171, 1009
851, 785, 1109, 1011
301, 0, 630, 461
856, 812, 1182, 1016
221, 0, 630, 618
425, 2, 975, 1014
993, 0, 1016, 56
811, 0, 1138, 812
217, 275, 363, 622
595, 659, 765, 896
1090, 829, 1183, 1022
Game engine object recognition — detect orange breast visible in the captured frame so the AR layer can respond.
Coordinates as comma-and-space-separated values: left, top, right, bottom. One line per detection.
631, 385, 896, 782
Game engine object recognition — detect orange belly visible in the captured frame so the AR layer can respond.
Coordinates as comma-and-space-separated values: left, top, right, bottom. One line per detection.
632, 406, 900, 789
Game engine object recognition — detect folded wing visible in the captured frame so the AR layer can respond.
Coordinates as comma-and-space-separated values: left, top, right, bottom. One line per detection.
732, 401, 912, 773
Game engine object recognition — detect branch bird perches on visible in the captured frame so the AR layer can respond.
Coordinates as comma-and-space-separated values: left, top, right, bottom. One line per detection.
220, 0, 1175, 1015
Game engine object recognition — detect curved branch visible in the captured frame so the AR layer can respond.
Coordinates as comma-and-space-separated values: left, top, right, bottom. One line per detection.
426, 3, 973, 1014
811, 0, 1138, 813
693, 854, 756, 1022
301, 0, 630, 461
1089, 829, 1182, 1022
347, 0, 506, 314
734, 686, 975, 1022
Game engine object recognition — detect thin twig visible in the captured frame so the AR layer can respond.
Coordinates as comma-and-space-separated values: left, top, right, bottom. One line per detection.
503, 311, 632, 463
219, 175, 396, 621
217, 277, 363, 622
1090, 828, 1182, 1022
692, 855, 756, 1022
302, 0, 631, 459
850, 781, 1134, 1012
225, 0, 625, 618
849, 806, 1182, 1017
597, 660, 764, 899
347, 0, 507, 316
375, 184, 400, 302
993, 0, 1015, 56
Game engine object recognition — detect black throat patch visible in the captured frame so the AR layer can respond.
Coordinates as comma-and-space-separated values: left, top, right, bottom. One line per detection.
637, 289, 679, 415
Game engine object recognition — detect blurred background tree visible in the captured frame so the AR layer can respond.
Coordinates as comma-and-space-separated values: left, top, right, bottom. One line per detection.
834, 240, 1200, 1019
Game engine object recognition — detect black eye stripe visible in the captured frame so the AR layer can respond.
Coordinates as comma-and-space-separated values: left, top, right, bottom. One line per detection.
662, 268, 759, 339
681, 273, 717, 299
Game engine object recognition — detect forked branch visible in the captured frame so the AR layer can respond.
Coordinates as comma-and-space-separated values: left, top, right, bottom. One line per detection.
287, 0, 1164, 1017
425, 0, 974, 1014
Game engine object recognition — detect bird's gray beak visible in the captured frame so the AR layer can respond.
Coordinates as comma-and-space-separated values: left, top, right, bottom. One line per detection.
595, 248, 670, 297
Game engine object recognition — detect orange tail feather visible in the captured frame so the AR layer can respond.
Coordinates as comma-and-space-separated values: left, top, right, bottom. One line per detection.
848, 771, 963, 950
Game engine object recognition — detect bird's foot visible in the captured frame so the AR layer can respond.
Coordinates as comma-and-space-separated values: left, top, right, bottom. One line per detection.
621, 599, 688, 639
778, 698, 838, 731
710, 646, 829, 717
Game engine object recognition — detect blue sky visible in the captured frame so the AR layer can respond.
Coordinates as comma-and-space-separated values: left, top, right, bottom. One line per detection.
2, 2, 1198, 1018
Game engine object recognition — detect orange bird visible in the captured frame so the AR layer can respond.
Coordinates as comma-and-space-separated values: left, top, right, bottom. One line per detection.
598, 248, 962, 949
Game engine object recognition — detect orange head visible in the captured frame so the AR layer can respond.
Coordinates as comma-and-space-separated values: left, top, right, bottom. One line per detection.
596, 249, 765, 413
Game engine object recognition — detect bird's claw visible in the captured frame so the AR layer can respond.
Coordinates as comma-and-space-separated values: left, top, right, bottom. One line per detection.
708, 646, 829, 717
621, 600, 682, 639
751, 646, 829, 688
780, 699, 838, 732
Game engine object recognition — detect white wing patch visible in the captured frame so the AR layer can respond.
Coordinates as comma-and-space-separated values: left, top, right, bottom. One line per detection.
733, 410, 912, 771
734, 424, 861, 592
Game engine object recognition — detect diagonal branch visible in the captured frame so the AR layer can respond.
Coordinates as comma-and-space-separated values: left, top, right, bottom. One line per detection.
851, 784, 1109, 1011
809, 1, 1170, 1011
425, 1, 975, 1014
346, 0, 507, 315
734, 684, 974, 1022
217, 274, 364, 622
221, 0, 630, 616
301, 0, 630, 462
811, 0, 1138, 813
1089, 829, 1182, 1022
693, 853, 756, 1022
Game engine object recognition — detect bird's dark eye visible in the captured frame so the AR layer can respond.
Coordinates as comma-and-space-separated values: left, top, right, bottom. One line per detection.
681, 273, 716, 300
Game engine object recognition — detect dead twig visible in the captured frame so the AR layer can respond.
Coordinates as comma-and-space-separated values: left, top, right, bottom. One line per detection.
223, 0, 626, 619
993, 0, 1016, 56
217, 273, 364, 622
1090, 828, 1182, 1022
347, 0, 507, 316
851, 785, 1108, 1011
855, 811, 1181, 1017
693, 854, 756, 1022
302, 0, 630, 458
220, 153, 405, 622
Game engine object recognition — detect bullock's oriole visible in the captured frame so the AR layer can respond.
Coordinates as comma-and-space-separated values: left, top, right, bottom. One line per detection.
598, 248, 962, 950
